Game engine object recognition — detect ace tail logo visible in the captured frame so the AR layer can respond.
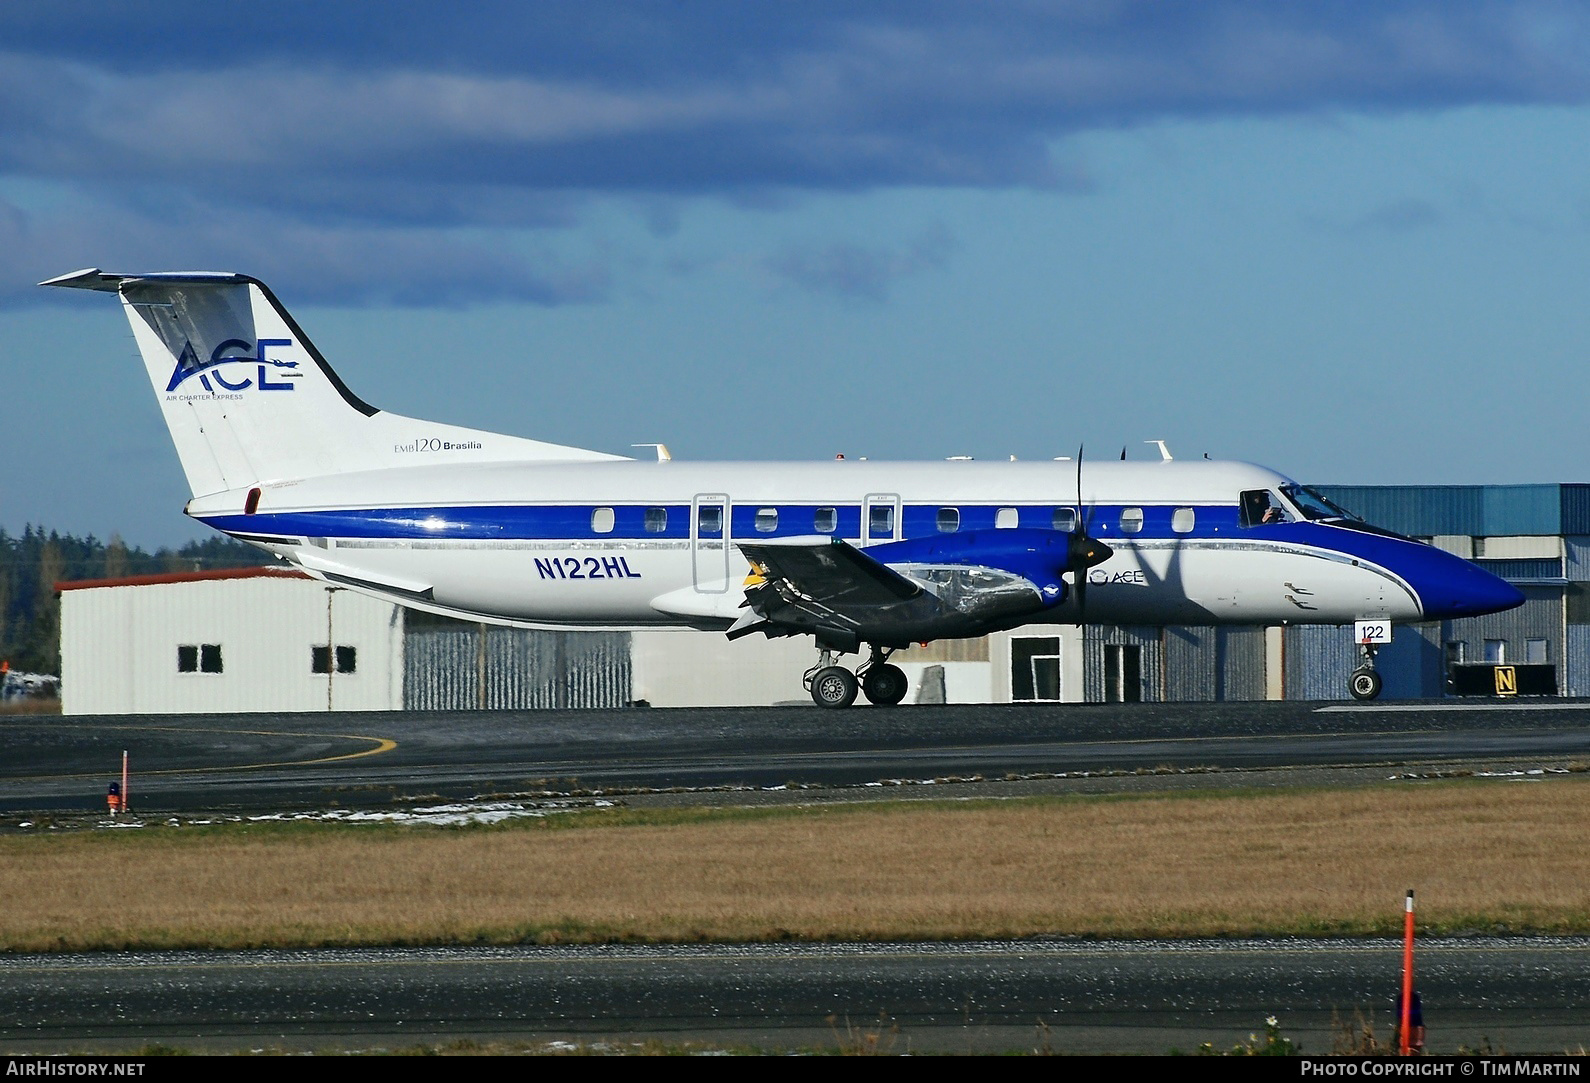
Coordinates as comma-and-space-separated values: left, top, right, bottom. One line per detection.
166, 338, 301, 394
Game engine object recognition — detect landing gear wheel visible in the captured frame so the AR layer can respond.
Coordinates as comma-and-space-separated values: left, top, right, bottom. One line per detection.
861, 663, 909, 706
1349, 668, 1383, 701
811, 666, 859, 709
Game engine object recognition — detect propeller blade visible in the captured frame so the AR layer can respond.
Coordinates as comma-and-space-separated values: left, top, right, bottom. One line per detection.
1075, 445, 1089, 627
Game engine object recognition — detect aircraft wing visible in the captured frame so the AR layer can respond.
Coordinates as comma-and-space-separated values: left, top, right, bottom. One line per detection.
729, 537, 937, 648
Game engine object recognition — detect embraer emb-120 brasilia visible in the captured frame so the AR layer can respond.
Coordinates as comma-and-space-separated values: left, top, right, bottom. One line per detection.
46, 269, 1524, 706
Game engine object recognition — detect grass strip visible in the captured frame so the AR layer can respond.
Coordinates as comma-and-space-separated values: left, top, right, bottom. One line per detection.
4, 776, 1589, 951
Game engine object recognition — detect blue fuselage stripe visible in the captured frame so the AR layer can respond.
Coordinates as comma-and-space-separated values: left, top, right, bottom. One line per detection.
200, 502, 1256, 542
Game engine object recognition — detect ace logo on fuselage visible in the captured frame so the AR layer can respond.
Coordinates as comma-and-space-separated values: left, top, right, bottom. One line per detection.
165, 338, 301, 396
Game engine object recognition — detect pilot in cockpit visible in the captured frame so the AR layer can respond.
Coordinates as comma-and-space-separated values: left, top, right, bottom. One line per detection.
1242, 489, 1289, 527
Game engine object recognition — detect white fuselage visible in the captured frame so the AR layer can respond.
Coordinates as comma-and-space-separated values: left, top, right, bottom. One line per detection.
190, 458, 1435, 633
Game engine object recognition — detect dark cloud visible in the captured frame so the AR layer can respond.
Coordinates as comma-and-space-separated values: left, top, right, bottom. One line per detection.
0, 196, 608, 310
2, 2, 1586, 306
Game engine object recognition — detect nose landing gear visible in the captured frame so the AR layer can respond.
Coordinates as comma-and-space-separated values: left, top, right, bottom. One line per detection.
1349, 642, 1383, 701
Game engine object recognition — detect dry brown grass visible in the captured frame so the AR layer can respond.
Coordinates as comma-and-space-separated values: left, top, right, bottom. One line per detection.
5, 777, 1590, 951
0, 697, 61, 715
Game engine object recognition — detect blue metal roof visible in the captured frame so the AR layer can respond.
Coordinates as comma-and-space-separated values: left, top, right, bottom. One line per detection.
1315, 484, 1590, 537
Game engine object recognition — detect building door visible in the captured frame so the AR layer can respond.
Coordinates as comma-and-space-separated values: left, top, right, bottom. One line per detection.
692, 494, 729, 591
1011, 636, 1062, 701
1105, 644, 1142, 702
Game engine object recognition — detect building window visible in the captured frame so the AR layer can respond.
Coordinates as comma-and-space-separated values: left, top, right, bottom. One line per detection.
1445, 641, 1466, 667
313, 646, 357, 674
1484, 639, 1506, 664
755, 508, 778, 533
644, 507, 668, 533
1010, 637, 1061, 701
1526, 638, 1549, 664
179, 644, 223, 674
814, 507, 837, 533
936, 507, 960, 533
591, 507, 615, 534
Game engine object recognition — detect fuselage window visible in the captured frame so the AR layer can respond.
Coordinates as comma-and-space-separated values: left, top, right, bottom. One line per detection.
1172, 507, 1195, 534
1120, 507, 1144, 534
814, 507, 837, 533
697, 506, 722, 536
644, 507, 668, 533
870, 505, 895, 538
937, 507, 960, 533
995, 507, 1018, 529
1052, 508, 1077, 533
755, 508, 778, 533
591, 507, 615, 534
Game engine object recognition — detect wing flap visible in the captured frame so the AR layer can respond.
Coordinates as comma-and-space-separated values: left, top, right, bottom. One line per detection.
737, 537, 923, 608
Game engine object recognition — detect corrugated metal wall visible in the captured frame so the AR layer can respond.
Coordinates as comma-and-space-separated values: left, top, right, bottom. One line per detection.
1219, 626, 1269, 700
1564, 539, 1590, 581
1084, 625, 1165, 702
1316, 487, 1485, 537
1567, 623, 1590, 697
1376, 621, 1444, 698
1160, 626, 1267, 701
1315, 485, 1575, 538
1284, 625, 1359, 701
1445, 587, 1562, 663
1163, 626, 1215, 701
404, 625, 631, 709
1560, 487, 1590, 536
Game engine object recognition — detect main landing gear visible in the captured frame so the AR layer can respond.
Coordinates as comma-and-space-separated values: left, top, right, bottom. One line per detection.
805, 645, 909, 709
1349, 642, 1383, 701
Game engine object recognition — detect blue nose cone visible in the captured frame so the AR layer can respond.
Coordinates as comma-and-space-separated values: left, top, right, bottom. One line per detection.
1414, 553, 1526, 620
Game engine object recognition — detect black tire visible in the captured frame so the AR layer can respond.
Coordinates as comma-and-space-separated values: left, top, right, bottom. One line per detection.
1349, 668, 1383, 701
810, 665, 858, 709
861, 663, 909, 706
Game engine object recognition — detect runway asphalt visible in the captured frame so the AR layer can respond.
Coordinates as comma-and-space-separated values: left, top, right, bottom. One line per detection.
5, 698, 1590, 815
5, 700, 1590, 1054
3, 938, 1588, 1055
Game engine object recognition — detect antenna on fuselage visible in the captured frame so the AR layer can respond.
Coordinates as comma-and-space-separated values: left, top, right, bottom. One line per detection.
632, 443, 672, 462
1146, 440, 1172, 461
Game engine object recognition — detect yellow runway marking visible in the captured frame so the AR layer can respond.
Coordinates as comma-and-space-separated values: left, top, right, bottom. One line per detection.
3, 724, 397, 783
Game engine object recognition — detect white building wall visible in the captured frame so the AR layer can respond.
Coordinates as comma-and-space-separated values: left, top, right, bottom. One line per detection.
1476, 536, 1562, 559
630, 629, 820, 706
629, 629, 1003, 706
62, 575, 404, 715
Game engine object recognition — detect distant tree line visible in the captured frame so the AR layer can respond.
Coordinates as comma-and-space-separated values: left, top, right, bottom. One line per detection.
0, 527, 267, 675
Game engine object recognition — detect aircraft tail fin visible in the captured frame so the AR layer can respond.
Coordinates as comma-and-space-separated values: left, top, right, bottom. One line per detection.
41, 269, 623, 498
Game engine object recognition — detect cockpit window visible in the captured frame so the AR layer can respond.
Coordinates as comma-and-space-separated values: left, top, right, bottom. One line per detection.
1239, 489, 1290, 528
1280, 484, 1358, 522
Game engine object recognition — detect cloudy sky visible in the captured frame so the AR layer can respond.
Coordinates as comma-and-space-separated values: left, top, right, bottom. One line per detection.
4, 2, 1590, 545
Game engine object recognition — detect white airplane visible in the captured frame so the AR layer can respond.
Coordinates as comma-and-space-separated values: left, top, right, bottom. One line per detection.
45, 269, 1524, 707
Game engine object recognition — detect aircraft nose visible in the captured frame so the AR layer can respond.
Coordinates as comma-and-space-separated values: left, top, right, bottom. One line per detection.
1414, 553, 1526, 620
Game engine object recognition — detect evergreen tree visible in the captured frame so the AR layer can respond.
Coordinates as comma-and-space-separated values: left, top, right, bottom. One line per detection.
0, 527, 267, 675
